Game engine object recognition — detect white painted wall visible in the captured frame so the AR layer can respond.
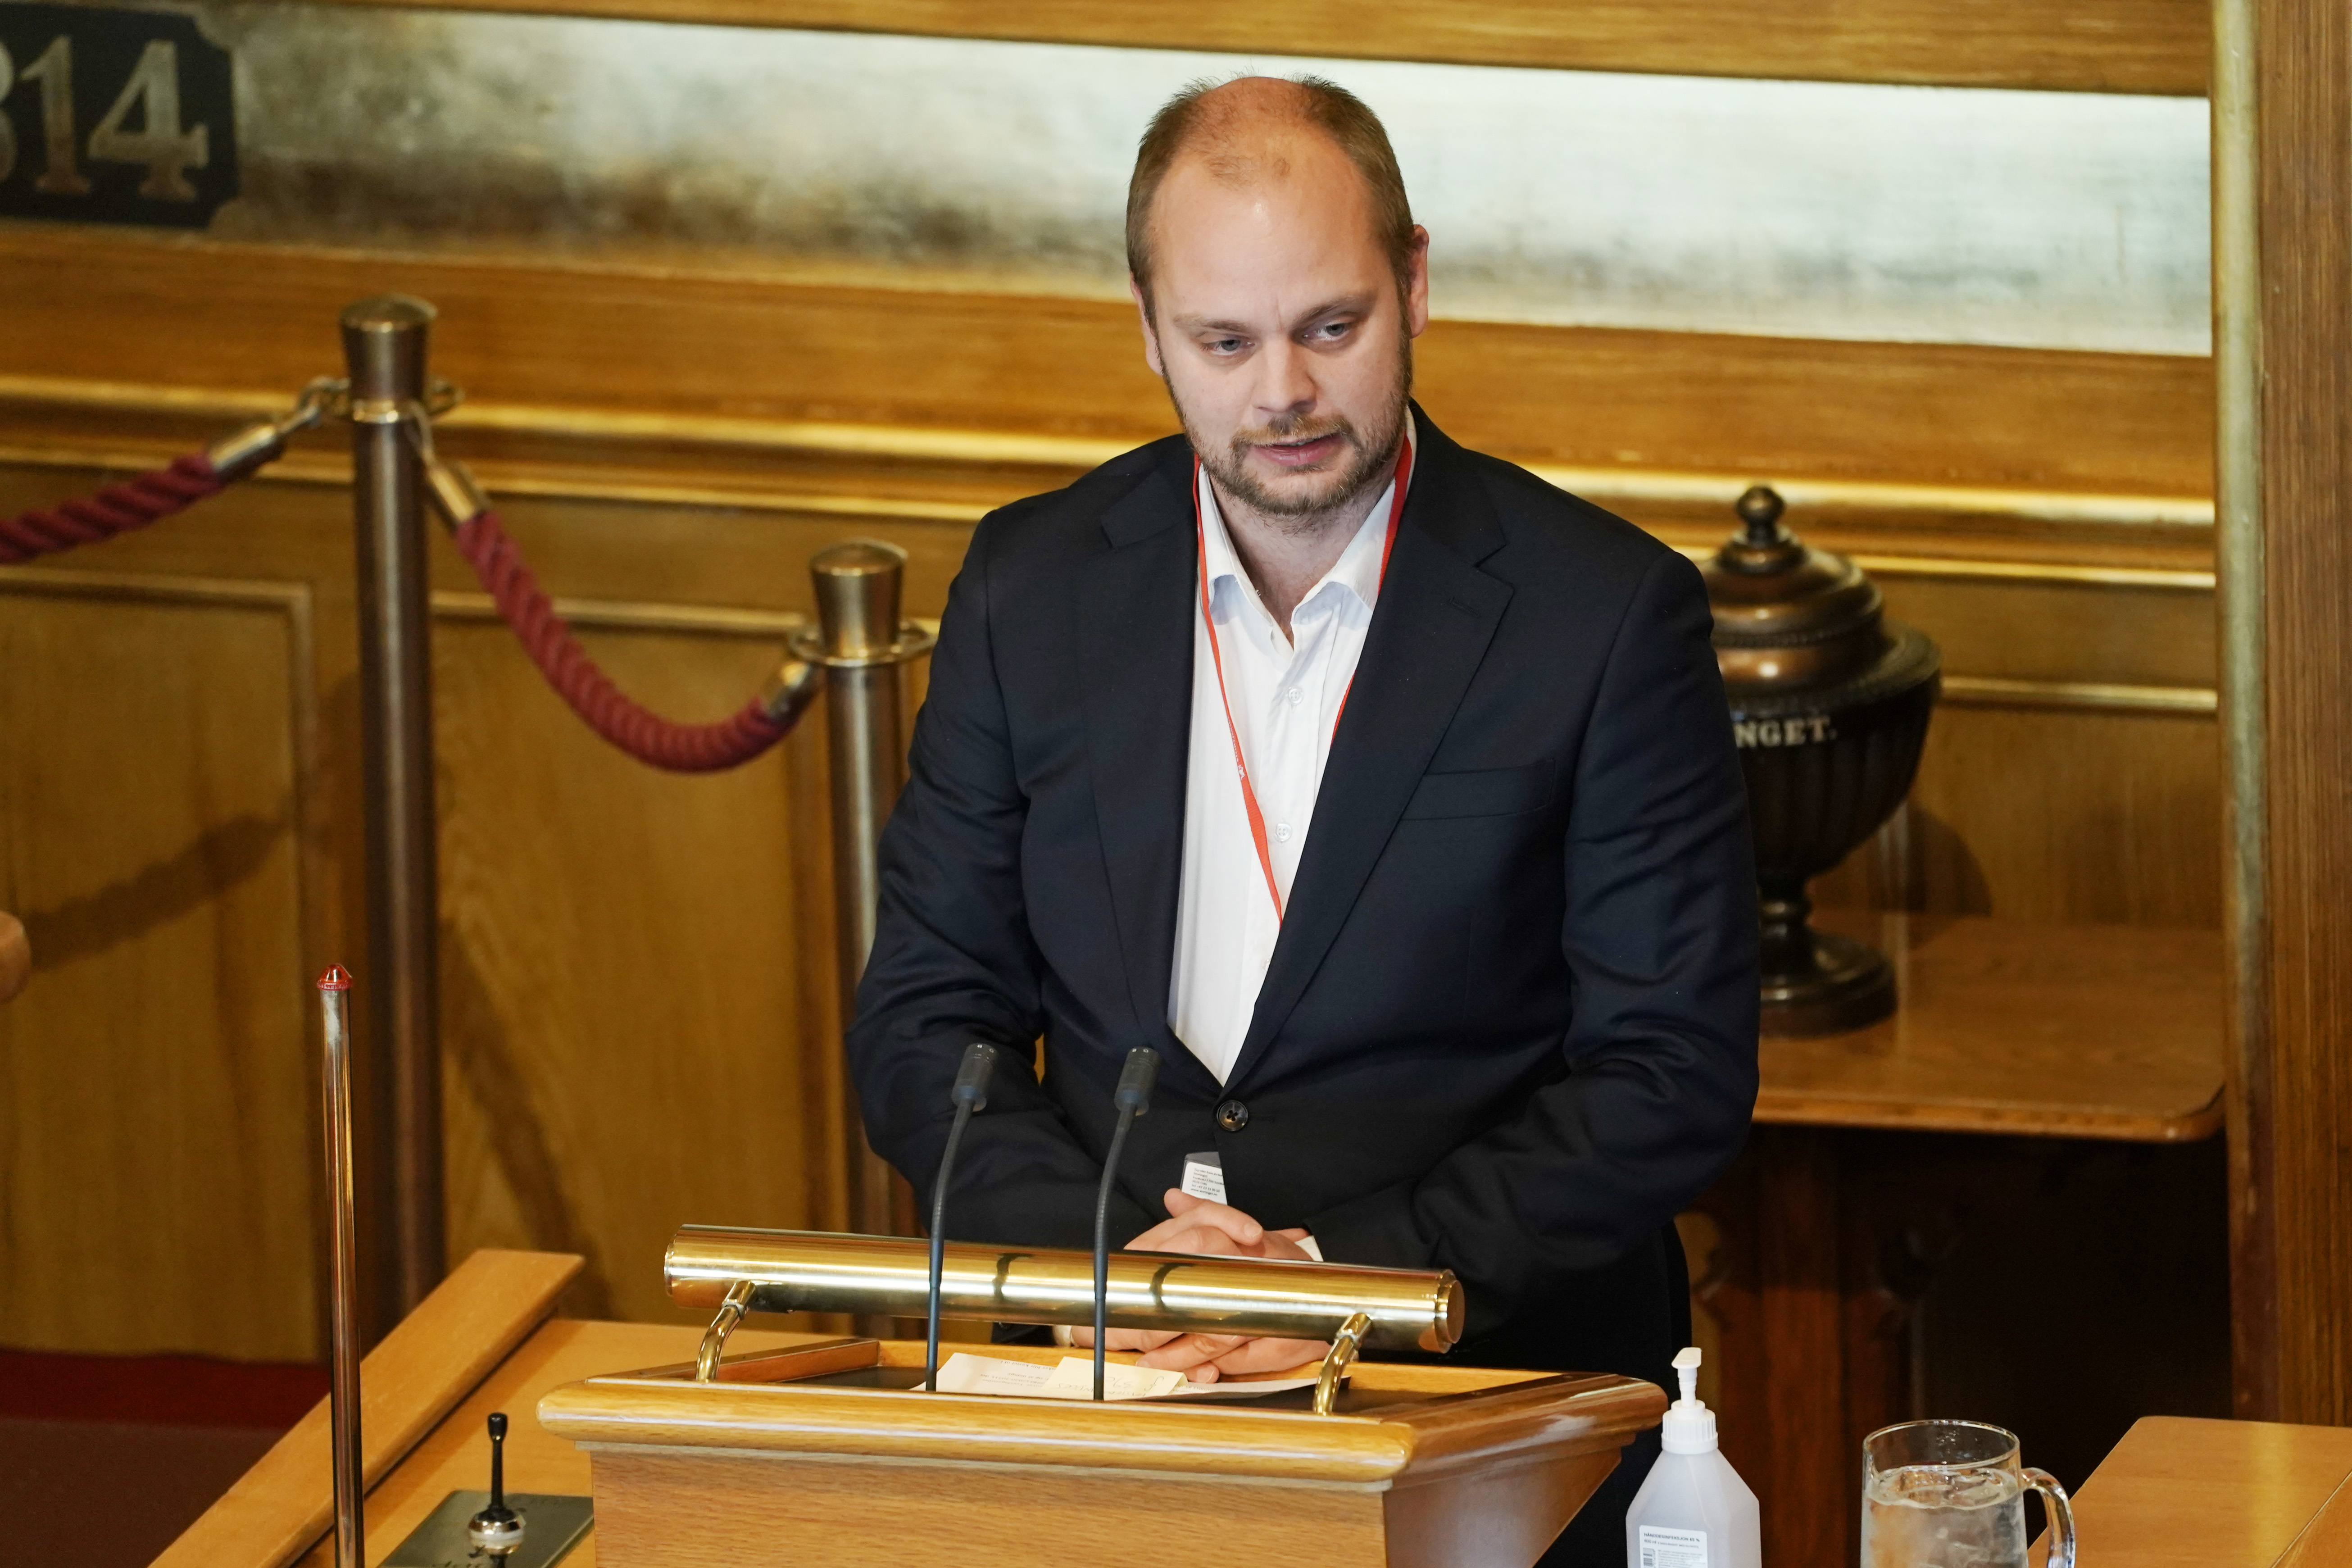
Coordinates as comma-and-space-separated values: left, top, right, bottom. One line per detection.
202, 4, 2211, 354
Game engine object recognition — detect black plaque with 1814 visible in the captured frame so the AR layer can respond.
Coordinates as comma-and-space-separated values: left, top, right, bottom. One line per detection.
0, 5, 236, 228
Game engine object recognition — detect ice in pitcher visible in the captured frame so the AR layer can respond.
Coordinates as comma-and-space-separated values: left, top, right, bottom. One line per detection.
1861, 1462, 2029, 1568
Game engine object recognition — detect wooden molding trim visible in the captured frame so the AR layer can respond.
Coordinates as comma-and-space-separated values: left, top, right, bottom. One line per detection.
1662, 543, 2213, 595
2211, 0, 2276, 1425
1939, 676, 2218, 715
1557, 470, 2209, 531
0, 562, 314, 614
0, 229, 2217, 502
9, 569, 2203, 722
457, 403, 2216, 531
1, 432, 2215, 599
1753, 1084, 2225, 1142
451, 579, 2218, 717
2278, 1467, 2352, 1568
0, 371, 2215, 533
2224, 0, 2352, 1427
540, 1360, 1660, 1482
446, 397, 1121, 472
1846, 554, 2215, 591
431, 591, 807, 640
292, 0, 2211, 95
0, 362, 2218, 610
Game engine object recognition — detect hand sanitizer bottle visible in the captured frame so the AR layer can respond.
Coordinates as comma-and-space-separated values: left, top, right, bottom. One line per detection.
1624, 1347, 1761, 1568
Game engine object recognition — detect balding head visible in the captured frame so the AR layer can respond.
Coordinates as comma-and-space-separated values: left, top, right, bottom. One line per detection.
1126, 75, 1416, 319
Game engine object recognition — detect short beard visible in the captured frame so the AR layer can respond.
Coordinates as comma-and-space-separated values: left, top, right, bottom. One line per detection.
1164, 330, 1413, 530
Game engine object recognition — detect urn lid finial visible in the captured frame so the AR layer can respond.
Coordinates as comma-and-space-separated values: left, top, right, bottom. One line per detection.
1736, 483, 1785, 546
1702, 486, 1888, 693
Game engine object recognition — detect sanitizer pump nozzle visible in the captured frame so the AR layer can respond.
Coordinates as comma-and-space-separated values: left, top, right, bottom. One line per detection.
1661, 1345, 1717, 1454
1625, 1346, 1760, 1568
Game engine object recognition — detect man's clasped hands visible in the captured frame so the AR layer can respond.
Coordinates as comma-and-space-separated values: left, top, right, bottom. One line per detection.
1066, 1187, 1332, 1383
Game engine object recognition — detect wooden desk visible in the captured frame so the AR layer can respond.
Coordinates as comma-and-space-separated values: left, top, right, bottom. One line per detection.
1704, 914, 2227, 1567
2038, 1416, 2352, 1566
167, 1251, 1658, 1568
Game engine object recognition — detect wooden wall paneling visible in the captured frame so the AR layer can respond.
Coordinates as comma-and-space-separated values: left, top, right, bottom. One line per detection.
0, 448, 964, 1354
0, 569, 322, 1359
0, 459, 400, 1346
2217, 0, 2352, 1426
1814, 706, 2222, 927
1796, 572, 2220, 929
432, 603, 826, 1327
1866, 574, 2217, 692
295, 0, 2211, 95
0, 229, 2213, 502
421, 488, 952, 1322
1420, 329, 2211, 503
447, 492, 2226, 934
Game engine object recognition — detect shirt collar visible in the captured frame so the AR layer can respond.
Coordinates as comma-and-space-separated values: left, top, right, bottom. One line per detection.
1197, 410, 1417, 637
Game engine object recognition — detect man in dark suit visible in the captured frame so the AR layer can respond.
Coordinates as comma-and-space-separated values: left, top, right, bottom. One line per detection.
848, 74, 1757, 1563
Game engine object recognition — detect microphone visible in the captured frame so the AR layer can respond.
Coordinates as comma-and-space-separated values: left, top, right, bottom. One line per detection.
926, 1042, 999, 1391
1093, 1046, 1160, 1400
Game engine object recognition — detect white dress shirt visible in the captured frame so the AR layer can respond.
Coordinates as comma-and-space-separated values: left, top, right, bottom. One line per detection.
1167, 418, 1414, 1085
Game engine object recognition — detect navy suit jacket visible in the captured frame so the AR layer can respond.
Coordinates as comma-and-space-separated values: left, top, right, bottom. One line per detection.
847, 409, 1758, 1382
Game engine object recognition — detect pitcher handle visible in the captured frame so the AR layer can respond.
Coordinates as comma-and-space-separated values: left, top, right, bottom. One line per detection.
2024, 1466, 2075, 1568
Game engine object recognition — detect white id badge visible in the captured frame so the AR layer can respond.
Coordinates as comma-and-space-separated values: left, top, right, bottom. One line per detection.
1180, 1151, 1227, 1204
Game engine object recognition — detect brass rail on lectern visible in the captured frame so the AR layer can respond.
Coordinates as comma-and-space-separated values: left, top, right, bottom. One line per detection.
667, 1226, 1464, 1389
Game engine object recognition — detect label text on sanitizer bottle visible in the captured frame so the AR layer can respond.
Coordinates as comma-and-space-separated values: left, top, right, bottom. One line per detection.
1637, 1526, 1709, 1568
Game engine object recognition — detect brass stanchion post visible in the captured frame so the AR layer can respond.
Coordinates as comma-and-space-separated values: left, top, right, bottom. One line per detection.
810, 542, 912, 1245
342, 296, 445, 1319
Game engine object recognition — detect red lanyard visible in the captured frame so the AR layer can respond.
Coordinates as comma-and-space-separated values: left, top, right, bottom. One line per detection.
1194, 433, 1413, 919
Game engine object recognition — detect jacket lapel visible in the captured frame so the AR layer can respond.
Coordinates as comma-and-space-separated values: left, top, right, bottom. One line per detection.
1225, 412, 1512, 1089
1073, 441, 1211, 1081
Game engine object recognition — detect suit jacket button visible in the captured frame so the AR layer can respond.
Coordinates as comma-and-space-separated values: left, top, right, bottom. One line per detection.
1216, 1100, 1249, 1132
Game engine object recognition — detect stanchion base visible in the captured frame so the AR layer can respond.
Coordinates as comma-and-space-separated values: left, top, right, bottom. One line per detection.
384, 1492, 593, 1568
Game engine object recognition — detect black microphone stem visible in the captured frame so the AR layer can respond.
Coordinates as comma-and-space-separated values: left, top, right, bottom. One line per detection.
1093, 1046, 1159, 1401
926, 1041, 998, 1394
1092, 1111, 1135, 1401
926, 1100, 975, 1391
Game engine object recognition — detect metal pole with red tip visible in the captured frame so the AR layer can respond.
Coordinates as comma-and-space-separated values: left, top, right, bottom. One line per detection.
318, 965, 363, 1568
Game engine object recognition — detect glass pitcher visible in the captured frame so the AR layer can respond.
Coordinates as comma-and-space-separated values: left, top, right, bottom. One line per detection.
1862, 1419, 2075, 1568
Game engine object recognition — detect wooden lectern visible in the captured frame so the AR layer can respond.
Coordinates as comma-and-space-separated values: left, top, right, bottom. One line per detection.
160, 1251, 1662, 1568
538, 1335, 1665, 1568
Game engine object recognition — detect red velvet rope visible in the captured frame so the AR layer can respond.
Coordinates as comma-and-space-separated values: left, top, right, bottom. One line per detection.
0, 454, 224, 564
450, 507, 794, 773
0, 450, 796, 773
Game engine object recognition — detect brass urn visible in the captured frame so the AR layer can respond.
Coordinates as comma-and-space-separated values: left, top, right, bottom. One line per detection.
1703, 486, 1940, 1034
